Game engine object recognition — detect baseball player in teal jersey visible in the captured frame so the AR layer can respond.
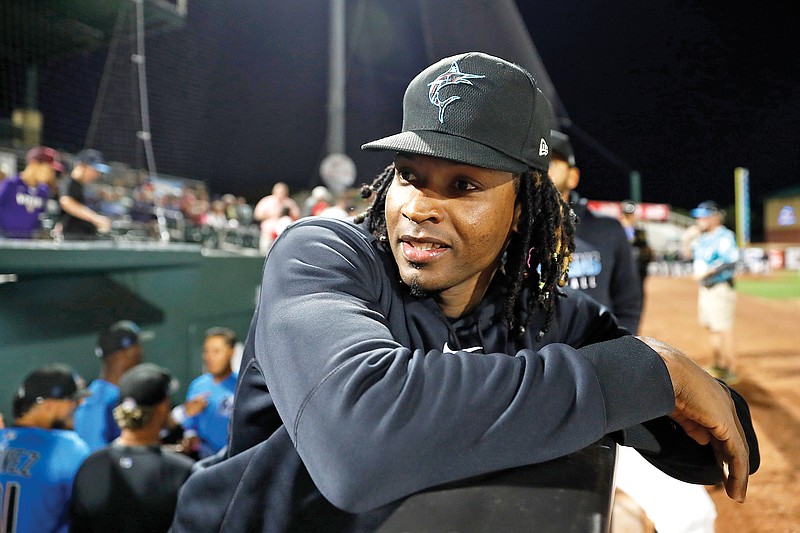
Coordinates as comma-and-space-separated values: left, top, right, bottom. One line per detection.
74, 321, 143, 451
683, 201, 740, 384
0, 364, 91, 533
173, 327, 238, 458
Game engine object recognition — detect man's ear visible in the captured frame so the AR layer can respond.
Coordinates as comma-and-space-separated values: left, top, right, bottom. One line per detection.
568, 167, 580, 191
512, 202, 523, 232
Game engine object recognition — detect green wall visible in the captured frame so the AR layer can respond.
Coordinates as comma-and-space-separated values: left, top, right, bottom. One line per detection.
0, 241, 264, 421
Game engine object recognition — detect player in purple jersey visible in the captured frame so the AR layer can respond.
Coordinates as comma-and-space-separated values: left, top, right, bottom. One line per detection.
0, 146, 63, 238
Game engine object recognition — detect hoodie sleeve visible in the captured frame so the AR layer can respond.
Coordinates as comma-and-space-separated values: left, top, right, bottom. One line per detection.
255, 219, 676, 513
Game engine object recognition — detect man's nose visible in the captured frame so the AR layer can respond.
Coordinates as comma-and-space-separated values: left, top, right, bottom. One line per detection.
401, 187, 442, 224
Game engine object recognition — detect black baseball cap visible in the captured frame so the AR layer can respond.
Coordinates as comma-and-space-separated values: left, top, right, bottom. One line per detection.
75, 149, 110, 173
691, 201, 722, 218
96, 320, 140, 358
550, 130, 576, 167
362, 52, 553, 173
118, 363, 178, 408
15, 364, 90, 406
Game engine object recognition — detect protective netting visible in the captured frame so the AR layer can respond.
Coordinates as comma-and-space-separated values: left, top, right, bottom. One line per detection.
1, 0, 559, 200
0, 0, 223, 179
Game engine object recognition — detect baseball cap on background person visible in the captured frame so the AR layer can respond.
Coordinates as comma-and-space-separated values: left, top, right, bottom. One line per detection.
96, 320, 140, 358
114, 363, 178, 429
26, 146, 64, 172
549, 130, 576, 167
362, 51, 553, 173
13, 364, 90, 417
74, 148, 110, 174
691, 201, 724, 218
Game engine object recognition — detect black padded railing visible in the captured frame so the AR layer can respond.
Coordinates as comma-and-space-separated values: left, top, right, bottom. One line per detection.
377, 436, 618, 533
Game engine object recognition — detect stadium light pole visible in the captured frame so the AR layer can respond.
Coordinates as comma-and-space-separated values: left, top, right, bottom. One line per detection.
326, 0, 346, 156
629, 170, 641, 204
319, 0, 356, 193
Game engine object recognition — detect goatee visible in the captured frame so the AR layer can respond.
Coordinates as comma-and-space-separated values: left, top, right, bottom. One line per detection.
408, 276, 429, 298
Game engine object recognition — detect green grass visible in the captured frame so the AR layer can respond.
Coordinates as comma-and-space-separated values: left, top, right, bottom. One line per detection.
737, 270, 800, 299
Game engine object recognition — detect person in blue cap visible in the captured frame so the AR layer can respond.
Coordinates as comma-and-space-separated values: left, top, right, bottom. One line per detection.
683, 201, 740, 384
58, 148, 112, 239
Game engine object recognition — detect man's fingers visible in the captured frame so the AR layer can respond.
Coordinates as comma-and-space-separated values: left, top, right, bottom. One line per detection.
723, 409, 750, 502
639, 335, 753, 503
707, 403, 749, 502
671, 416, 712, 445
716, 438, 749, 502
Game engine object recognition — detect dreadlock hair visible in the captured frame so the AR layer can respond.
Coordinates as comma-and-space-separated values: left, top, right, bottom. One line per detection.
355, 163, 575, 339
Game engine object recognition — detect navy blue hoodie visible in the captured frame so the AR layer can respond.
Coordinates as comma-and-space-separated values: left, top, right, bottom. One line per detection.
172, 217, 757, 532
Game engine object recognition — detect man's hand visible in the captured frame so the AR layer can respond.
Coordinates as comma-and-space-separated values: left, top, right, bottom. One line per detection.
95, 214, 112, 234
637, 336, 750, 502
184, 394, 209, 417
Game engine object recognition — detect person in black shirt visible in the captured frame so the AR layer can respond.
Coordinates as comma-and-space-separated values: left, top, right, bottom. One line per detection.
548, 130, 642, 333
621, 201, 654, 301
71, 363, 195, 533
59, 149, 112, 239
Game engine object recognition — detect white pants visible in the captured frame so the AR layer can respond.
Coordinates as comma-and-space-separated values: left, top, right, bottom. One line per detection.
615, 445, 717, 533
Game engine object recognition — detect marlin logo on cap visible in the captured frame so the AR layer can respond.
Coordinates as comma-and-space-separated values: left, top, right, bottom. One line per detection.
427, 61, 485, 124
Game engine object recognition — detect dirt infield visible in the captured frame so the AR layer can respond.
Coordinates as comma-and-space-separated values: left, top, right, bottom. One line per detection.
639, 275, 800, 533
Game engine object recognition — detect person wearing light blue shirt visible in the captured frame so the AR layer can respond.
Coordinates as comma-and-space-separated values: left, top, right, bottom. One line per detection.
174, 327, 238, 459
683, 201, 740, 384
0, 364, 91, 533
74, 321, 143, 451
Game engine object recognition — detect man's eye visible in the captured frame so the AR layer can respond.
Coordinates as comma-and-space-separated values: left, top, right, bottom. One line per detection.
395, 170, 414, 184
454, 180, 477, 191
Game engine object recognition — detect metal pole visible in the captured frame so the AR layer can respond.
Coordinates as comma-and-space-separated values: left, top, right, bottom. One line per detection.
735, 167, 750, 247
326, 0, 346, 155
629, 170, 641, 203
133, 0, 157, 178
133, 0, 169, 242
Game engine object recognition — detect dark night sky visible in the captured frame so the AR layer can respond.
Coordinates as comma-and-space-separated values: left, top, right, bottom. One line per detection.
28, 0, 800, 217
515, 0, 800, 211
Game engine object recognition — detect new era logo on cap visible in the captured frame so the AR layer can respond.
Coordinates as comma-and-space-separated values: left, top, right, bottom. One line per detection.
539, 138, 549, 157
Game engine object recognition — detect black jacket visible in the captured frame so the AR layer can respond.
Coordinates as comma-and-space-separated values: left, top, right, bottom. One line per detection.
172, 217, 758, 532
569, 196, 642, 333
